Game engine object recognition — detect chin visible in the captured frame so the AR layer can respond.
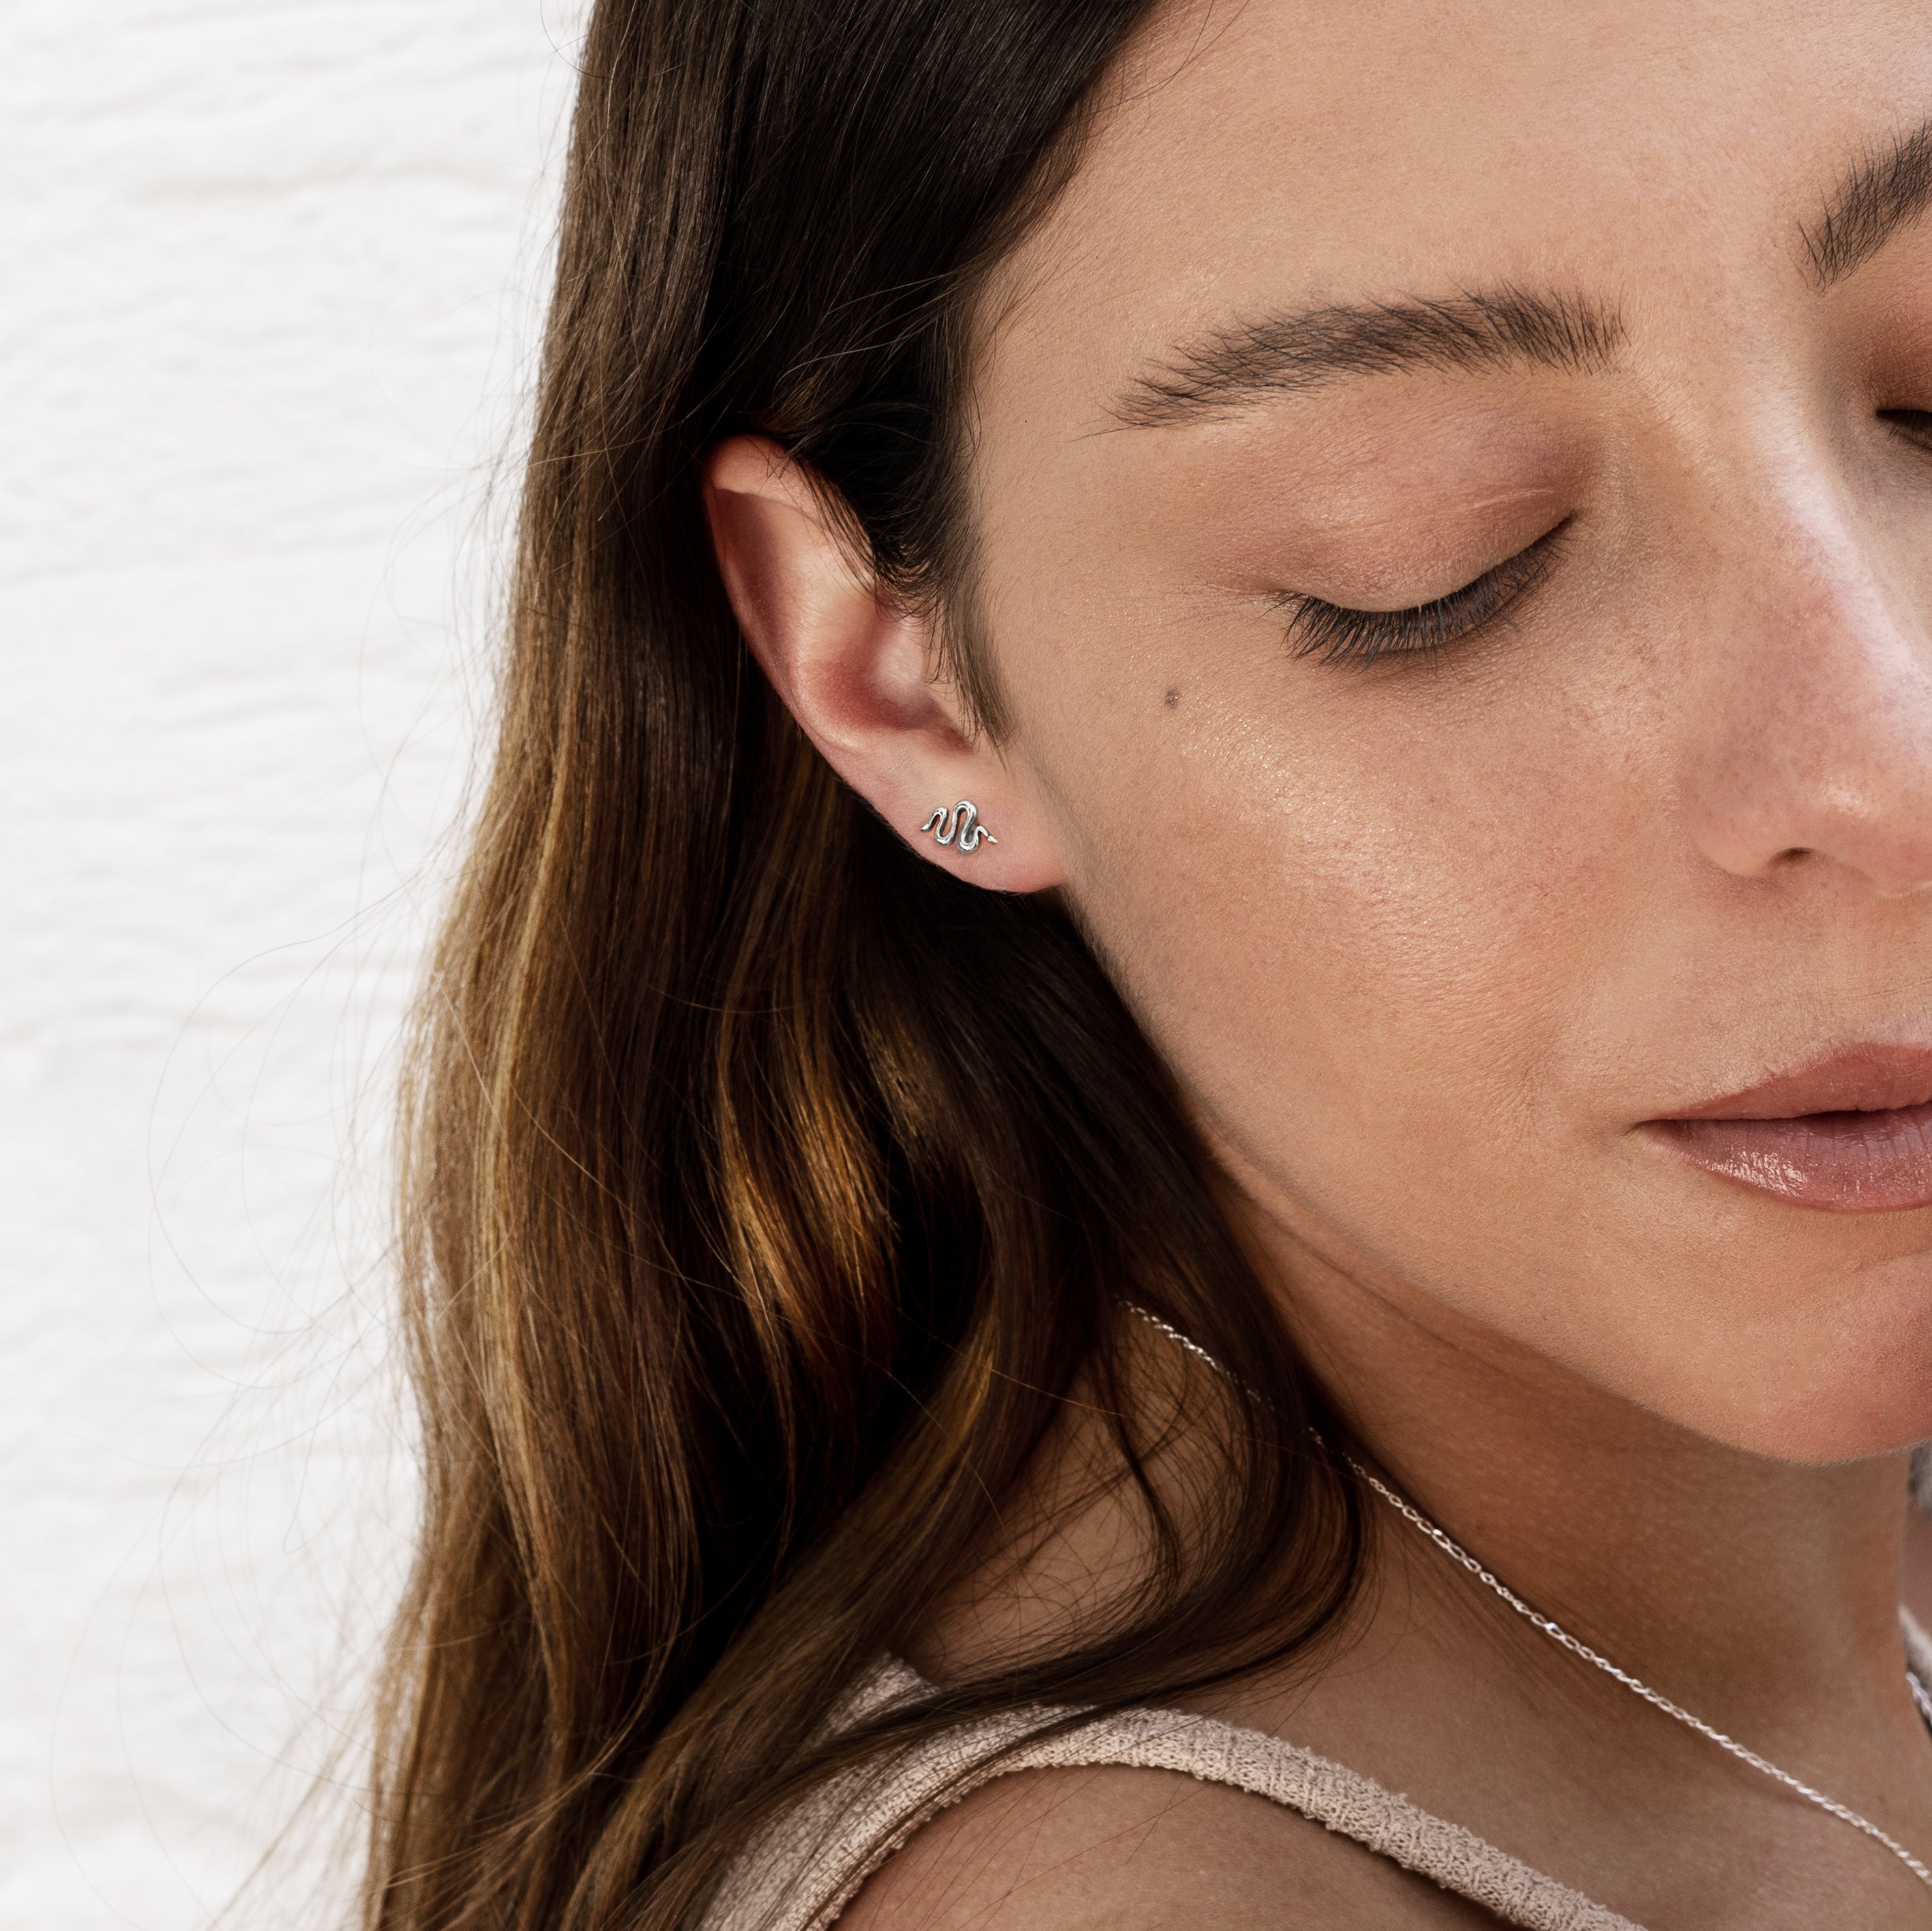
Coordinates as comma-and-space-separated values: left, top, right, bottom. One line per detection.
1695, 1254, 1932, 1463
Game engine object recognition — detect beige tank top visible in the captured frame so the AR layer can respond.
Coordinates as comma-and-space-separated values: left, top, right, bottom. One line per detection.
707, 1612, 1932, 1931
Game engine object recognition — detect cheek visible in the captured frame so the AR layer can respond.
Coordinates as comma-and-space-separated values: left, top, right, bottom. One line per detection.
1040, 654, 1611, 1213
1024, 651, 1932, 1459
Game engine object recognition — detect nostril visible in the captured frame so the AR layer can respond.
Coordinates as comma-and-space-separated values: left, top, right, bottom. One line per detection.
1770, 847, 1817, 868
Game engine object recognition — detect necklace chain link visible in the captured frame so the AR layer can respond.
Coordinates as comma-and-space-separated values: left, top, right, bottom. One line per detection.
1128, 1303, 1932, 1893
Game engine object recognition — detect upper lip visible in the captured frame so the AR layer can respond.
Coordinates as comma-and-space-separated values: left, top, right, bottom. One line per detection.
1657, 1044, 1932, 1121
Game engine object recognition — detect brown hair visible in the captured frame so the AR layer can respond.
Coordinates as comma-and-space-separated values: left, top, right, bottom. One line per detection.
364, 3, 1366, 1926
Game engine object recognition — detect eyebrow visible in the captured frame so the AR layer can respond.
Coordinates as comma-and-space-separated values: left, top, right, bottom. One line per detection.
1802, 117, 1932, 287
1109, 285, 1624, 429
1114, 113, 1932, 432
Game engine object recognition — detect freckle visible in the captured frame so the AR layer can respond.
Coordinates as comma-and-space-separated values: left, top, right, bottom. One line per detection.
1164, 688, 1181, 708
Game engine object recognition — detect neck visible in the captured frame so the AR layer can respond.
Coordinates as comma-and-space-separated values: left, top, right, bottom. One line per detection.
1236, 1204, 1915, 1722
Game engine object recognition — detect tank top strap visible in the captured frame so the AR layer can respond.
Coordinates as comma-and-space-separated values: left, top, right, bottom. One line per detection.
706, 1661, 1647, 1931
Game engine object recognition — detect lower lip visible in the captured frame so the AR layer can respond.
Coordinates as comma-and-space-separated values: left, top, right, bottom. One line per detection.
1646, 1101, 1932, 1213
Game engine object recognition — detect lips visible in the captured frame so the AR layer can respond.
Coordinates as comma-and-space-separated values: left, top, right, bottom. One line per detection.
1644, 1045, 1932, 1214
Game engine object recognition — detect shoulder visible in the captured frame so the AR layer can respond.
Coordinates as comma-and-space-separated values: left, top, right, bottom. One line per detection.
835, 1762, 1501, 1931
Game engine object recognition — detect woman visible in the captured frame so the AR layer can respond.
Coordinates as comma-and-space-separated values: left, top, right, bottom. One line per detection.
360, 1, 1932, 1926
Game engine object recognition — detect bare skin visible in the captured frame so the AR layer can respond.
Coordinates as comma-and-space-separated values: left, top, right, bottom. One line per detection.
704, 0, 1932, 1921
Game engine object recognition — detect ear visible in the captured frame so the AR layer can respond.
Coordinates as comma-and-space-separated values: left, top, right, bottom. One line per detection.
702, 435, 1065, 891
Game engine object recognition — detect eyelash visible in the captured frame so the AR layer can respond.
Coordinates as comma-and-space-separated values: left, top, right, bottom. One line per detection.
1281, 522, 1569, 669
1278, 404, 1932, 670
1882, 406, 1932, 448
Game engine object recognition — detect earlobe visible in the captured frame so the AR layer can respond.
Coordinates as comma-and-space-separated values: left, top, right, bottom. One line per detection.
701, 435, 1067, 893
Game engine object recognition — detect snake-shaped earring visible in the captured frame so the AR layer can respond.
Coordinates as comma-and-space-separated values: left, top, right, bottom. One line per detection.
919, 800, 997, 854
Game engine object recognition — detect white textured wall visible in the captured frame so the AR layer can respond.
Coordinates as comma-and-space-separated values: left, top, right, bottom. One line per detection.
1, 6, 580, 1924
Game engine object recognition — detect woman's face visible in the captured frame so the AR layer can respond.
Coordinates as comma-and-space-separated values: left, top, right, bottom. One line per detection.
968, 0, 1932, 1459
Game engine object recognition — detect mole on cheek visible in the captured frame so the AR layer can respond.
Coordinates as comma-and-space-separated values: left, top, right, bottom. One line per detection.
1165, 688, 1181, 708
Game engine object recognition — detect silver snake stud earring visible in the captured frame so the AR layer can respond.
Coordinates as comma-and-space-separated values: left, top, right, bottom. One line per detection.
920, 800, 998, 854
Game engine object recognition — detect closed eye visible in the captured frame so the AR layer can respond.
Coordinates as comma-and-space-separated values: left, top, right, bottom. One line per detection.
1281, 521, 1569, 668
1880, 406, 1932, 450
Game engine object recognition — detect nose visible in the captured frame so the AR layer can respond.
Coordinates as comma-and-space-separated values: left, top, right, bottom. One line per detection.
1679, 510, 1932, 899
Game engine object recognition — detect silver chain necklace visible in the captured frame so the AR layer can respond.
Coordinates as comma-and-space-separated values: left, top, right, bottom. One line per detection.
1129, 1302, 1932, 1892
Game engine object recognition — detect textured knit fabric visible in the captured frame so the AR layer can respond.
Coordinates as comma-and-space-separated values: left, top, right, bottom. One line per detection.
708, 1611, 1932, 1931
706, 1660, 1643, 1931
